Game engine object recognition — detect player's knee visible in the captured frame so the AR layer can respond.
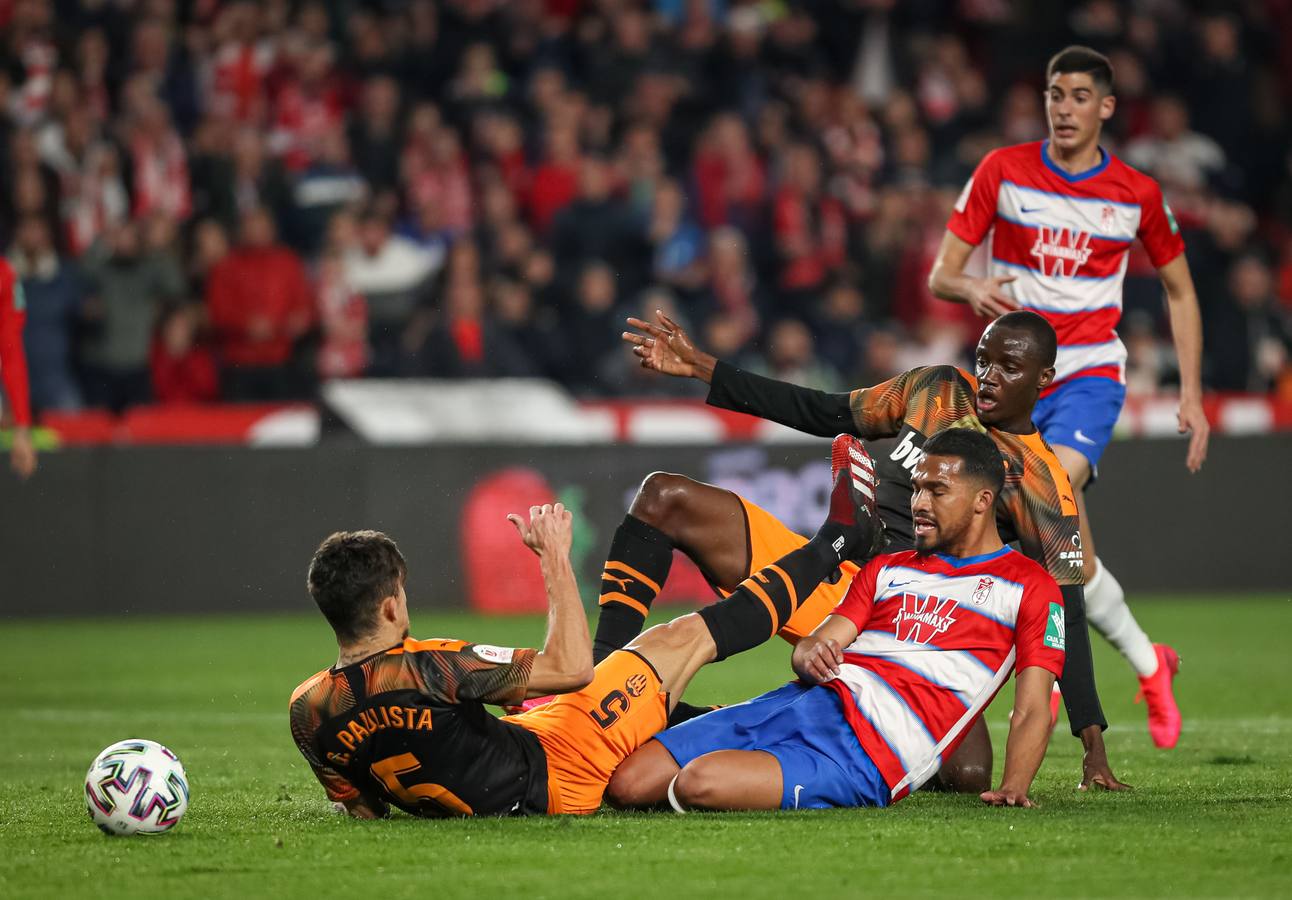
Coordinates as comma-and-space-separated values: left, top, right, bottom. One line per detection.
630, 472, 698, 536
634, 613, 713, 660
673, 757, 724, 809
939, 761, 991, 795
605, 755, 660, 809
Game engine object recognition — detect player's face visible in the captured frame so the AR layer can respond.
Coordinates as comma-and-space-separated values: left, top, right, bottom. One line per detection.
974, 325, 1052, 429
911, 455, 977, 554
1045, 73, 1114, 152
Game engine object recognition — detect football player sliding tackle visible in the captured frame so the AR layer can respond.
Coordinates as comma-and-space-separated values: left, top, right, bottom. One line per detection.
291, 435, 894, 818
610, 307, 1125, 792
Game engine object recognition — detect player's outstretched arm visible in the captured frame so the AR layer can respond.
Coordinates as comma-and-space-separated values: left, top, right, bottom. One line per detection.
508, 503, 595, 697
928, 231, 1018, 319
625, 309, 861, 437
981, 666, 1056, 808
1157, 254, 1210, 472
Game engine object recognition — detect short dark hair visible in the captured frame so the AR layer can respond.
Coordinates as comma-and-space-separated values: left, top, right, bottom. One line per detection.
994, 310, 1058, 368
1047, 45, 1114, 94
923, 429, 1006, 499
307, 531, 407, 642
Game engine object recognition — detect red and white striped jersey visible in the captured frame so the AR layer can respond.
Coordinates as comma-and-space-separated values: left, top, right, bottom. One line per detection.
825, 546, 1066, 802
947, 140, 1185, 390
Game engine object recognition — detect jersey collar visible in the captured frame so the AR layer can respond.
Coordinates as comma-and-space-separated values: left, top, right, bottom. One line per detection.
933, 546, 1012, 568
1041, 140, 1109, 182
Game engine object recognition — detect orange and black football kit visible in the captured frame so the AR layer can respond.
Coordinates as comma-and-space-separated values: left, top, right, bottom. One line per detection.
290, 639, 667, 817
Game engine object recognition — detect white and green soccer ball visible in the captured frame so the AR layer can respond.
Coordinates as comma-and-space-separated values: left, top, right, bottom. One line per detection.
84, 739, 189, 836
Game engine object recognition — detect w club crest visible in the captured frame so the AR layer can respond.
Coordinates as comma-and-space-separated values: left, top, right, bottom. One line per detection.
892, 593, 959, 644
1030, 227, 1093, 277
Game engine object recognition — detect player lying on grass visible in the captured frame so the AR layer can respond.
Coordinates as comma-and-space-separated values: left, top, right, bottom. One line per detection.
607, 429, 1065, 811
289, 437, 879, 818
607, 308, 1123, 792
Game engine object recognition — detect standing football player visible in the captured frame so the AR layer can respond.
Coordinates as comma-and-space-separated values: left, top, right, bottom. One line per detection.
0, 257, 37, 479
928, 46, 1207, 748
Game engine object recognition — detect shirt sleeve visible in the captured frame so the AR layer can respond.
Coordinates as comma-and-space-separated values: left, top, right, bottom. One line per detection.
288, 697, 361, 803
705, 360, 858, 438
832, 556, 882, 631
409, 642, 539, 707
847, 368, 927, 438
1135, 177, 1186, 268
1005, 440, 1085, 586
1014, 575, 1066, 678
946, 150, 1004, 248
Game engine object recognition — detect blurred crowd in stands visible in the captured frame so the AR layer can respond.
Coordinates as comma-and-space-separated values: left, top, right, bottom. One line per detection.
3, 0, 1292, 413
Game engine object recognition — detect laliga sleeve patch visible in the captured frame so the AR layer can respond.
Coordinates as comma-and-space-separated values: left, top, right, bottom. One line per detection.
1044, 602, 1066, 651
472, 644, 516, 664
1164, 200, 1180, 235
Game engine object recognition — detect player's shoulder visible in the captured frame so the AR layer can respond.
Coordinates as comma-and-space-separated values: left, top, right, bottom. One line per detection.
1103, 151, 1165, 201
911, 364, 977, 394
289, 667, 335, 708
990, 549, 1062, 602
392, 637, 470, 656
981, 141, 1047, 176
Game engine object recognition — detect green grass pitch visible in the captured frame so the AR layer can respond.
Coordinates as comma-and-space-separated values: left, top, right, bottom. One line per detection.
4, 596, 1290, 899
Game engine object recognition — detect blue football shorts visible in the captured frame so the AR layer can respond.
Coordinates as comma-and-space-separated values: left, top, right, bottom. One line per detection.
1032, 376, 1127, 471
655, 681, 889, 809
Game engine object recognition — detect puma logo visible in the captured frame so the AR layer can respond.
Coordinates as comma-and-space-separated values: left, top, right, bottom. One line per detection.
602, 573, 634, 592
934, 396, 944, 414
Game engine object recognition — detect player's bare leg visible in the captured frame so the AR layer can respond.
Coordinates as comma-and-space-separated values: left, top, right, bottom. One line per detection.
593, 473, 752, 664
608, 742, 784, 812
1052, 444, 1181, 748
671, 750, 784, 811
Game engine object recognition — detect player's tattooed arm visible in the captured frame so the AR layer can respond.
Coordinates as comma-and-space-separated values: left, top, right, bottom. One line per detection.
508, 503, 595, 697
982, 666, 1055, 808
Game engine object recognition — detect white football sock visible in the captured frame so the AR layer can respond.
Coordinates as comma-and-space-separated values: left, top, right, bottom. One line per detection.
1084, 557, 1159, 677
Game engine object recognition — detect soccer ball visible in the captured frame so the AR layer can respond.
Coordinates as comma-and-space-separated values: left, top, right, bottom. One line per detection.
84, 739, 190, 836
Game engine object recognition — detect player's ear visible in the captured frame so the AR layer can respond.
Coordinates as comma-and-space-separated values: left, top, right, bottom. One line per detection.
1099, 93, 1116, 121
1038, 366, 1055, 393
380, 594, 399, 624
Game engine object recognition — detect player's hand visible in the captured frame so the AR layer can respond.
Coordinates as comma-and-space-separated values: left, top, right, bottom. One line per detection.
1177, 397, 1209, 473
10, 427, 36, 480
980, 788, 1034, 808
1080, 752, 1132, 792
622, 310, 717, 383
507, 503, 573, 558
965, 275, 1019, 319
792, 634, 844, 684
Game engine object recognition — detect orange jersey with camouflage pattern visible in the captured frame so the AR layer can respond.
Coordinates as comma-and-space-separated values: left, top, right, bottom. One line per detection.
847, 365, 1084, 585
289, 637, 548, 817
